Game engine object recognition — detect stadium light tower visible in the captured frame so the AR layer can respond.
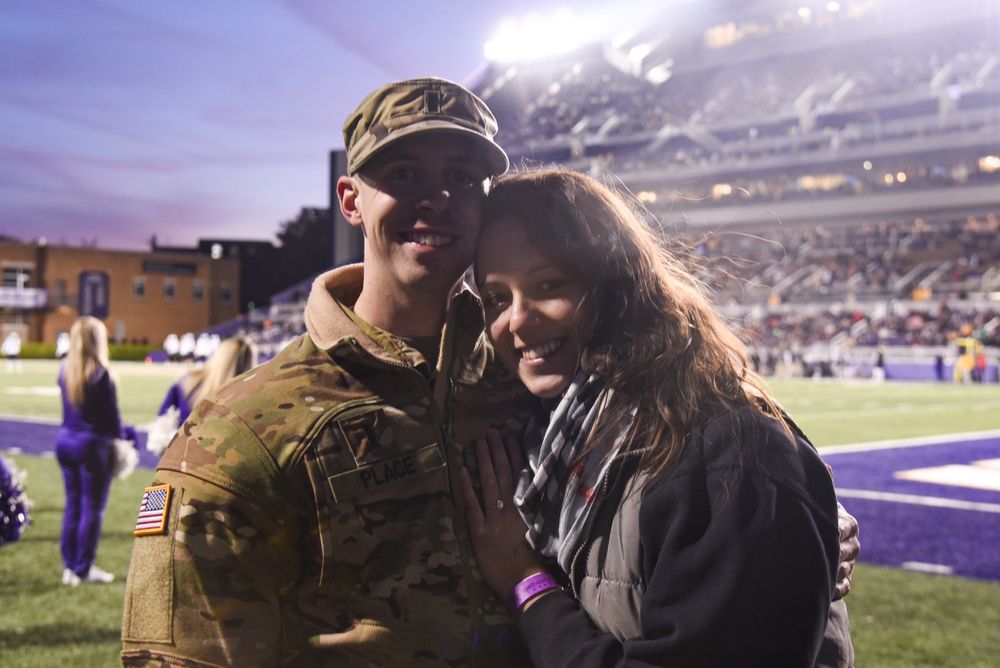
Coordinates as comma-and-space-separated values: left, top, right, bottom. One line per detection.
484, 8, 601, 62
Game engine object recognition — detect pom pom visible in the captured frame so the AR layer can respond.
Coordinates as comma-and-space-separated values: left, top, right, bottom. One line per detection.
0, 454, 33, 547
112, 439, 140, 480
145, 407, 180, 457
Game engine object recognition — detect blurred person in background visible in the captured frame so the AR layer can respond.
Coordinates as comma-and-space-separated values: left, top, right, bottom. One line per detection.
56, 316, 134, 586
194, 332, 215, 363
2, 331, 22, 373
146, 336, 258, 456
55, 331, 70, 360
954, 345, 975, 383
163, 332, 180, 363
178, 331, 196, 363
974, 349, 986, 383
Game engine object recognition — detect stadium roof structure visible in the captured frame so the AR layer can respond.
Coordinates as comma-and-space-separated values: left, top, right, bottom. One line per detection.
469, 0, 999, 231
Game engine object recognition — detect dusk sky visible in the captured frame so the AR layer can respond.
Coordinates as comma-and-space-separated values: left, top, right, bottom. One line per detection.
1, 0, 661, 251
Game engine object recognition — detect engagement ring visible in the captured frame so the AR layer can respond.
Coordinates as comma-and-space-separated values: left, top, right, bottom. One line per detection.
496, 499, 504, 510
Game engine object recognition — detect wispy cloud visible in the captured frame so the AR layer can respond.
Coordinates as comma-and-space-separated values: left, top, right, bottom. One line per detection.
1, 0, 646, 250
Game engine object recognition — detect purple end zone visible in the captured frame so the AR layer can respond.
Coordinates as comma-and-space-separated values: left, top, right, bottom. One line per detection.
822, 435, 1000, 582
5, 416, 998, 582
0, 417, 164, 470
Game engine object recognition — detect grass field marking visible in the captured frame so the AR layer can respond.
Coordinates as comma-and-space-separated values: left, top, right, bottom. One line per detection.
902, 562, 955, 575
895, 461, 1000, 492
819, 429, 1000, 454
773, 381, 1000, 402
0, 413, 60, 424
836, 488, 1000, 514
3, 387, 61, 396
789, 398, 999, 421
2, 446, 55, 459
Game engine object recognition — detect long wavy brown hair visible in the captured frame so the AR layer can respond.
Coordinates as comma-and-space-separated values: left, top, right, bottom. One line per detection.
480, 168, 790, 487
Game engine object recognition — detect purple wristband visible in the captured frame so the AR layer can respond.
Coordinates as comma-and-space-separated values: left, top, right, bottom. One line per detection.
507, 572, 560, 612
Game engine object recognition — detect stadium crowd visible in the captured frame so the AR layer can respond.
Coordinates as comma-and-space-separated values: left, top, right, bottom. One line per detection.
493, 15, 998, 160
219, 210, 998, 377
187, 5, 1000, 380
689, 214, 1000, 305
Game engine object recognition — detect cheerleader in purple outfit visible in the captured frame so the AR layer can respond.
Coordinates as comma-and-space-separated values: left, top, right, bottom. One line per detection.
56, 317, 130, 586
147, 336, 257, 456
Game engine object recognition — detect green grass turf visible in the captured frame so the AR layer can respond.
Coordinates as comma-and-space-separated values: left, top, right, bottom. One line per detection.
0, 359, 184, 426
1, 360, 999, 666
0, 454, 155, 666
765, 378, 1000, 447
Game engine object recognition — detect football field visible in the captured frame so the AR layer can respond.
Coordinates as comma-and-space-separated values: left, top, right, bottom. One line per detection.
1, 360, 999, 666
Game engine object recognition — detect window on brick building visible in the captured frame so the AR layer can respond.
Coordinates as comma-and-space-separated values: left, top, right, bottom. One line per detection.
54, 279, 67, 305
2, 265, 32, 288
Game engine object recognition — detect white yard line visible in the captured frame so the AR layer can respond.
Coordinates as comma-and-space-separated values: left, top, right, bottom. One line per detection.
902, 562, 955, 575
836, 488, 1000, 514
792, 400, 999, 421
820, 429, 1000, 455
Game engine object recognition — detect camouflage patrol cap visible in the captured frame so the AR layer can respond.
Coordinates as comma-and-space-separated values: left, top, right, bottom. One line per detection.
343, 77, 508, 176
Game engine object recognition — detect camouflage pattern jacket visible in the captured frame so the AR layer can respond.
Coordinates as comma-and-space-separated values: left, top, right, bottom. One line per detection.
121, 265, 539, 667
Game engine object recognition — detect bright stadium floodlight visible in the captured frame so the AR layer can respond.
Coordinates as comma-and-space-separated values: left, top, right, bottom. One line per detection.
611, 30, 635, 49
646, 62, 673, 85
484, 8, 601, 63
629, 43, 652, 62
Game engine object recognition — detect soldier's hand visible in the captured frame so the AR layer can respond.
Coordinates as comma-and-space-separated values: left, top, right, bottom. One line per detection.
834, 501, 860, 600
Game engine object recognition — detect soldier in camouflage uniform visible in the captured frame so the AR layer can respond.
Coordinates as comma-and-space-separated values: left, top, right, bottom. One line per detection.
121, 78, 541, 667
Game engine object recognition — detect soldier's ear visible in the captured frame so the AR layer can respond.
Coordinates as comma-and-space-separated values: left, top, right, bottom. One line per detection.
337, 176, 364, 229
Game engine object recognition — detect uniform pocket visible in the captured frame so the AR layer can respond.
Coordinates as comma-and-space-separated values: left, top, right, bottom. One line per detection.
327, 443, 446, 502
314, 408, 448, 504
306, 407, 459, 607
121, 485, 178, 644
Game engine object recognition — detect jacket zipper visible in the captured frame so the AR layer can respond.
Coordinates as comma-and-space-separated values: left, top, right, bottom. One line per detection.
567, 447, 650, 598
568, 466, 613, 598
343, 338, 494, 659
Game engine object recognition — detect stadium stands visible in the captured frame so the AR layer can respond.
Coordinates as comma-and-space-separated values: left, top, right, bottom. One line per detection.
245, 0, 998, 381
471, 0, 999, 380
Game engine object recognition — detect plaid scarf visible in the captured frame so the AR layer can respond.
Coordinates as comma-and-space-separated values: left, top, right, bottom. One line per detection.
514, 371, 624, 573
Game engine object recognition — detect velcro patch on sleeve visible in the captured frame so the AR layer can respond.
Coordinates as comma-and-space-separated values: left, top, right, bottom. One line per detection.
133, 484, 172, 536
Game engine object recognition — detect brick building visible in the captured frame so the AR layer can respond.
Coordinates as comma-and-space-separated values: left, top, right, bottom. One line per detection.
1, 239, 240, 346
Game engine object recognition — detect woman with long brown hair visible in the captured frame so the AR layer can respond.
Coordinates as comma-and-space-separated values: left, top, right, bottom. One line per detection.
462, 168, 853, 666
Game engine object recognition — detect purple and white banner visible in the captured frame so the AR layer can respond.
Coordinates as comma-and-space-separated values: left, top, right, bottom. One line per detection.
0, 287, 48, 309
79, 271, 109, 319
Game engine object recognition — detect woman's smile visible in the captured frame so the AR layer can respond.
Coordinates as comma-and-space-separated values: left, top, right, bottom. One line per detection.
519, 337, 568, 362
477, 216, 588, 399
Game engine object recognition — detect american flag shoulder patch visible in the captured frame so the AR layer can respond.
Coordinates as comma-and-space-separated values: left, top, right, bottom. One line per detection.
133, 484, 171, 536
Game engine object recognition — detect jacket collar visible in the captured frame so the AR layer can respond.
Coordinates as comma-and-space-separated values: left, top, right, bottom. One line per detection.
304, 264, 492, 382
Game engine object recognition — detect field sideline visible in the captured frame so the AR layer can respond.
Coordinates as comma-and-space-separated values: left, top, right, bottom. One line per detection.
1, 360, 999, 666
